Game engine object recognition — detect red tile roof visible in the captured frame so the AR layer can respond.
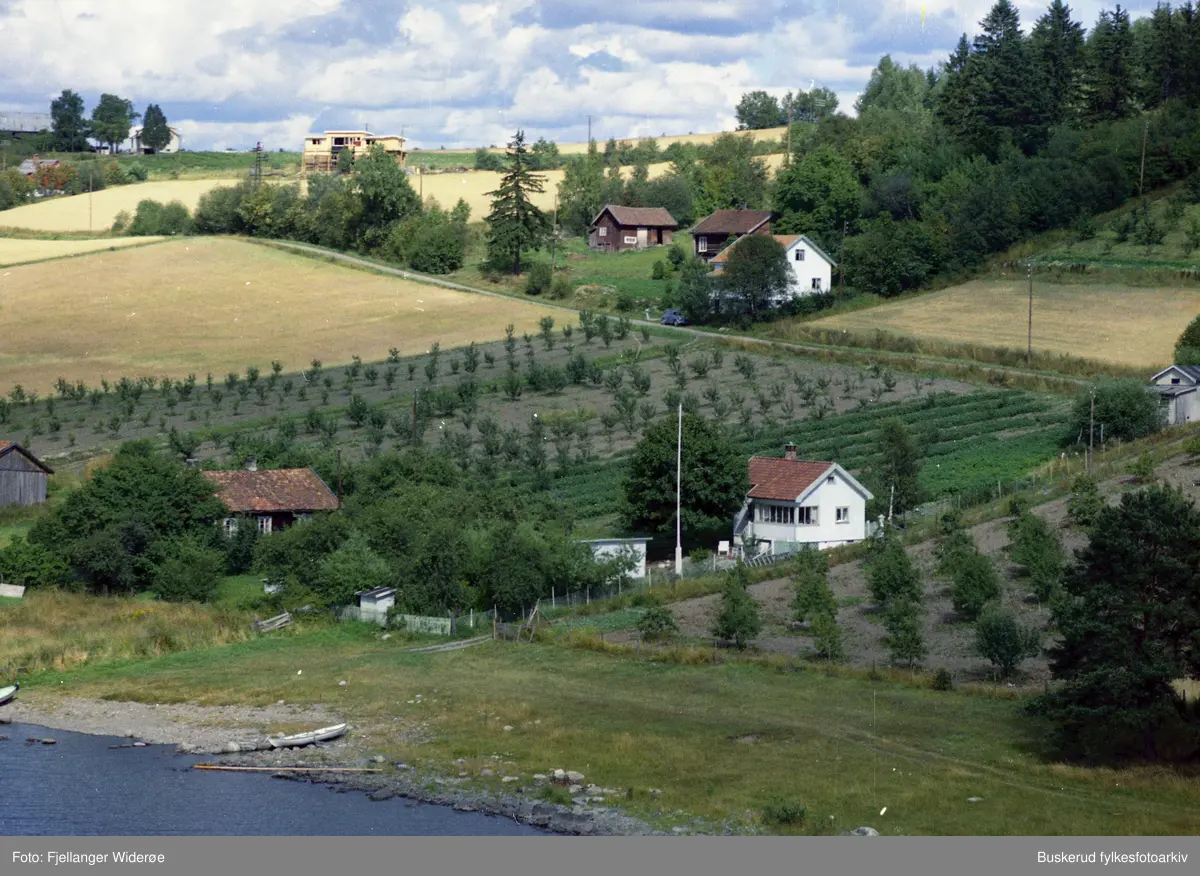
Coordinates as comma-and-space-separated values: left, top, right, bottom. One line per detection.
0, 440, 54, 474
747, 458, 833, 501
201, 468, 338, 513
692, 209, 774, 235
593, 205, 678, 228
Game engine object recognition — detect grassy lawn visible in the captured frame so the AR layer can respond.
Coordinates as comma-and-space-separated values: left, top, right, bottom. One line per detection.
24, 624, 1200, 835
0, 521, 32, 548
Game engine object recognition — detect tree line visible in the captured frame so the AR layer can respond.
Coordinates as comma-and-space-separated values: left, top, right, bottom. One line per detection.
48, 89, 171, 154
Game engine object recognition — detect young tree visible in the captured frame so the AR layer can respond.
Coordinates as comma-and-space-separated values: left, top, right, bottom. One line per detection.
951, 549, 1002, 620
1067, 379, 1162, 446
485, 130, 550, 274
975, 606, 1041, 678
676, 257, 716, 323
793, 548, 845, 660
349, 143, 421, 253
711, 564, 762, 650
50, 89, 90, 152
623, 412, 748, 535
865, 532, 923, 609
870, 419, 922, 518
717, 234, 793, 319
90, 94, 140, 153
1029, 486, 1200, 761
883, 598, 927, 668
139, 104, 172, 154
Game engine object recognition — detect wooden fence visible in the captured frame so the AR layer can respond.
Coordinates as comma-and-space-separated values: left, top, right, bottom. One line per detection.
251, 612, 292, 633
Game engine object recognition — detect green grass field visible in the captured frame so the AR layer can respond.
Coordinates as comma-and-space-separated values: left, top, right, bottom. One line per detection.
20, 624, 1200, 835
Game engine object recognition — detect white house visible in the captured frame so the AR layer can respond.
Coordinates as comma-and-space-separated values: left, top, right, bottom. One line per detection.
733, 443, 873, 555
1147, 365, 1200, 426
578, 538, 649, 579
710, 234, 836, 302
130, 126, 181, 154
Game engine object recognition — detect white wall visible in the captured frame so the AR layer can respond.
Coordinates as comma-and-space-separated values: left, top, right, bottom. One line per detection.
782, 239, 833, 299
745, 470, 868, 551
584, 540, 648, 579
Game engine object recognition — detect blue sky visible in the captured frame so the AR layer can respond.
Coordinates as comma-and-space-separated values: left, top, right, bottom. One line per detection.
0, 0, 1148, 151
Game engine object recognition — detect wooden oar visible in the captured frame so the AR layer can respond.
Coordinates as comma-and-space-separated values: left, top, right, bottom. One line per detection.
192, 765, 382, 773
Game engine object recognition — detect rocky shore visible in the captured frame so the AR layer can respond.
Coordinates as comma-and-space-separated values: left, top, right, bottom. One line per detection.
4, 692, 671, 836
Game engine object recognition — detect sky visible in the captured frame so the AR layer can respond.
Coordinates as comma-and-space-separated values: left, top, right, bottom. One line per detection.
0, 0, 1151, 152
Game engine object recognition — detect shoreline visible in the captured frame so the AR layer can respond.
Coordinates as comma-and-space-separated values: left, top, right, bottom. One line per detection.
3, 692, 671, 837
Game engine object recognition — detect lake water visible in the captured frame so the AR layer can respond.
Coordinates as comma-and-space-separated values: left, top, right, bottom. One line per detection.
0, 722, 542, 836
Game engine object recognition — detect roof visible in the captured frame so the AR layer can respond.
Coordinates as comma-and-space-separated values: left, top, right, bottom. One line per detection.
18, 158, 59, 175
1150, 385, 1197, 397
590, 205, 678, 229
0, 441, 54, 474
747, 458, 834, 501
358, 587, 395, 600
692, 209, 774, 235
201, 467, 338, 514
710, 233, 837, 267
1151, 365, 1200, 383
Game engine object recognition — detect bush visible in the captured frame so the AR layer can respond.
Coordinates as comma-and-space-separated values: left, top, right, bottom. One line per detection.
153, 534, 224, 603
525, 262, 553, 295
127, 198, 191, 236
1008, 511, 1064, 603
316, 531, 392, 610
883, 598, 926, 667
1067, 380, 1162, 446
932, 668, 953, 691
865, 535, 922, 609
637, 605, 679, 641
651, 260, 666, 280
761, 798, 806, 826
1127, 452, 1157, 484
951, 550, 1001, 620
666, 243, 686, 268
975, 606, 1040, 678
549, 274, 572, 299
110, 210, 132, 234
193, 184, 247, 234
225, 515, 260, 574
711, 564, 762, 649
1066, 476, 1105, 530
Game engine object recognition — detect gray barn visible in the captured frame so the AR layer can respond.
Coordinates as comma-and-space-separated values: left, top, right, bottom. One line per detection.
0, 441, 53, 506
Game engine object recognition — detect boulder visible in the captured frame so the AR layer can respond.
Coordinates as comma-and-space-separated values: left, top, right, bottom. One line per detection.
568, 784, 582, 794
480, 768, 494, 777
533, 773, 548, 782
223, 741, 241, 753
566, 771, 585, 783
851, 827, 879, 837
502, 776, 520, 783
552, 769, 566, 781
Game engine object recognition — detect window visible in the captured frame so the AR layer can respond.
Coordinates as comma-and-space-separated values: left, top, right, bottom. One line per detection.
836, 507, 850, 524
812, 278, 823, 291
1171, 377, 1181, 384
798, 506, 818, 525
697, 236, 708, 252
758, 504, 795, 525
598, 226, 607, 237
795, 249, 805, 261
623, 236, 638, 245
222, 517, 238, 537
257, 516, 273, 535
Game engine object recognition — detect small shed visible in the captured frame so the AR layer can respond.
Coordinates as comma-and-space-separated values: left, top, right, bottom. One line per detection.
578, 538, 650, 579
588, 205, 678, 252
357, 587, 396, 623
0, 441, 53, 506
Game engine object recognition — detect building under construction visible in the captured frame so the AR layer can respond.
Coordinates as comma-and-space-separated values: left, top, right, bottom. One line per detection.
302, 130, 407, 174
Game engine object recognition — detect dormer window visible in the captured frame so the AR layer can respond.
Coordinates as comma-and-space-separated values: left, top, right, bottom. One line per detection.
1172, 377, 1182, 384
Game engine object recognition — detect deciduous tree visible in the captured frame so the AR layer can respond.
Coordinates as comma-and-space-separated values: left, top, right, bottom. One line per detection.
90, 94, 139, 153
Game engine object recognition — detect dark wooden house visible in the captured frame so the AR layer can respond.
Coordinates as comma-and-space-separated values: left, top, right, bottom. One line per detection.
692, 209, 776, 261
588, 205, 678, 251
0, 441, 53, 506
202, 464, 339, 536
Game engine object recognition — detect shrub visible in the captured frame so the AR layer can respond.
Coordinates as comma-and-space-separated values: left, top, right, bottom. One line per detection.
883, 598, 926, 667
1066, 476, 1105, 530
1067, 380, 1162, 446
637, 605, 679, 641
153, 534, 224, 603
950, 550, 1001, 620
666, 243, 686, 268
525, 262, 553, 295
711, 564, 762, 650
549, 274, 572, 299
1008, 511, 1064, 603
761, 798, 806, 826
651, 260, 666, 280
1127, 452, 1157, 484
975, 606, 1040, 678
865, 535, 921, 609
932, 668, 953, 691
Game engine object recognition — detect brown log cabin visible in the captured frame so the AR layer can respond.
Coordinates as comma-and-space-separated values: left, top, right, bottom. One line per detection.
692, 209, 777, 261
588, 205, 679, 251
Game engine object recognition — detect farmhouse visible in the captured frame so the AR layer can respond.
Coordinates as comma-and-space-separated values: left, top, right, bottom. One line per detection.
202, 463, 339, 535
733, 443, 873, 554
17, 156, 60, 177
1148, 365, 1200, 425
130, 126, 181, 154
710, 234, 837, 298
303, 130, 408, 174
692, 209, 775, 261
587, 205, 678, 252
0, 441, 53, 507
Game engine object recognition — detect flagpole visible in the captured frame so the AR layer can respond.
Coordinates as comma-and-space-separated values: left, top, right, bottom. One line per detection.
675, 403, 683, 576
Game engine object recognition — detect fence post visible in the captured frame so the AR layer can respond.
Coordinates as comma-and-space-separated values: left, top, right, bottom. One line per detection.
552, 588, 556, 609
587, 587, 590, 605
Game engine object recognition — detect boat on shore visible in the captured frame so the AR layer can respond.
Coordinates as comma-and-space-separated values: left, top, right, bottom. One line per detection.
267, 722, 347, 749
0, 683, 18, 707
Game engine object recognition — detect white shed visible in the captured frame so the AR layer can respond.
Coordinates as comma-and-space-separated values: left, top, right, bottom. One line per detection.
357, 587, 395, 623
578, 538, 650, 579
1148, 365, 1200, 426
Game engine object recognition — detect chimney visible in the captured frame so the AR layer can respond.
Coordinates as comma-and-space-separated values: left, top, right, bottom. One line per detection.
245, 457, 258, 472
784, 443, 797, 461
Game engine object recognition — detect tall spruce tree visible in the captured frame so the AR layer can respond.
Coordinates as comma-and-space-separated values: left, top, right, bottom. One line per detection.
972, 0, 1052, 155
485, 130, 550, 274
1136, 3, 1184, 108
1084, 5, 1137, 120
1030, 0, 1087, 124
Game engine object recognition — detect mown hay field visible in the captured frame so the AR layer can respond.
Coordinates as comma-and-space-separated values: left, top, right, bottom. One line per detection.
0, 179, 242, 233
0, 236, 166, 266
434, 125, 790, 156
0, 237, 563, 393
812, 279, 1200, 369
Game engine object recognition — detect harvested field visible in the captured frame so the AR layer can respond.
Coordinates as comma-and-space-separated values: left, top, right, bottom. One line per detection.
812, 279, 1200, 369
430, 126, 789, 157
0, 237, 562, 393
0, 236, 166, 266
0, 180, 242, 233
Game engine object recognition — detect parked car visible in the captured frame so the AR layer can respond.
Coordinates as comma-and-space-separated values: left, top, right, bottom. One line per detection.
661, 309, 688, 326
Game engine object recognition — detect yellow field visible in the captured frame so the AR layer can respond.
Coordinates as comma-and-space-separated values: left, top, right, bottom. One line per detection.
812, 279, 1200, 369
0, 236, 167, 266
429, 125, 790, 156
0, 237, 563, 393
0, 180, 242, 233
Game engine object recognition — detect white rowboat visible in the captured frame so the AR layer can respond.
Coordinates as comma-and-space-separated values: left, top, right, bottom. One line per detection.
0, 683, 17, 707
267, 722, 347, 749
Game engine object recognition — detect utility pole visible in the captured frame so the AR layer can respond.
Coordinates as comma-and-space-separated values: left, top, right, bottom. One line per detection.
1088, 386, 1096, 476
551, 191, 558, 271
88, 177, 92, 233
1026, 261, 1033, 364
1139, 119, 1149, 214
675, 403, 683, 577
587, 115, 592, 145
838, 220, 847, 297
785, 94, 794, 167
